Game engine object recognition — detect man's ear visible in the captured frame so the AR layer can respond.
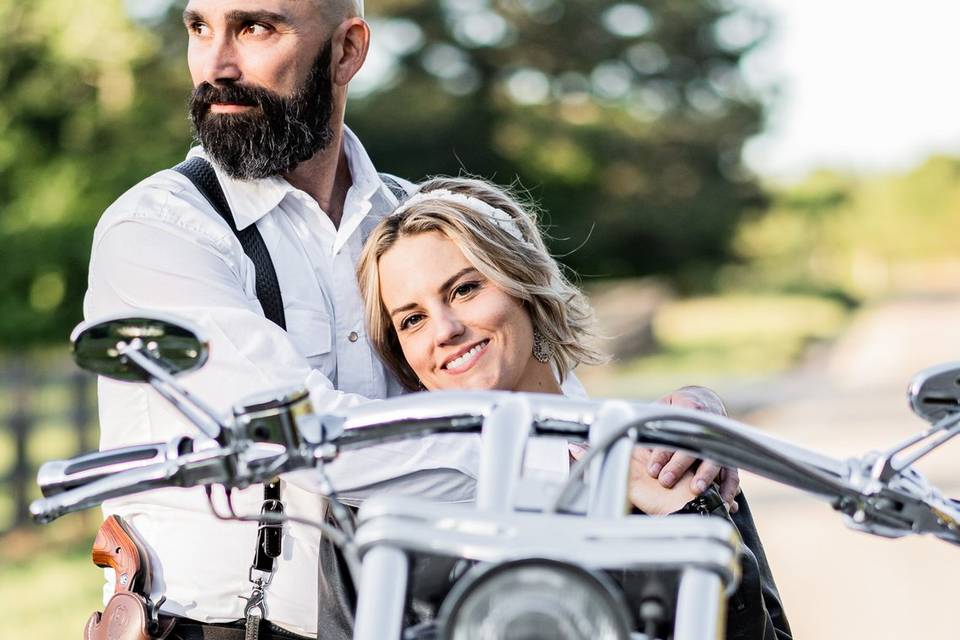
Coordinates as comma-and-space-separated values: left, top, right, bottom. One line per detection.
332, 18, 370, 86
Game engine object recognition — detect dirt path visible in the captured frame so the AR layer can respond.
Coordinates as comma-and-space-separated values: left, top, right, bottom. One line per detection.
738, 296, 960, 639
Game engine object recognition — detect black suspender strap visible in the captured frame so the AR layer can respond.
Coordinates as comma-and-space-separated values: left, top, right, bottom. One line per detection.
173, 157, 287, 331
172, 159, 409, 612
172, 158, 284, 621
378, 173, 409, 202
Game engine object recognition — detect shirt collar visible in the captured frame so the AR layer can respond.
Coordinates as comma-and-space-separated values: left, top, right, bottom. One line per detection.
186, 146, 293, 231
189, 126, 396, 232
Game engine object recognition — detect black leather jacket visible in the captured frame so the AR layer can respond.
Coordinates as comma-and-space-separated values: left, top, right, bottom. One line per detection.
718, 491, 792, 639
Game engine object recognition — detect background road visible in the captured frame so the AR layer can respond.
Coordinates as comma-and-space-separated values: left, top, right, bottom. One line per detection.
734, 295, 959, 639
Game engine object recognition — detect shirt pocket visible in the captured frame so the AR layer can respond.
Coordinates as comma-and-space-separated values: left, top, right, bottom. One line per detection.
285, 308, 335, 377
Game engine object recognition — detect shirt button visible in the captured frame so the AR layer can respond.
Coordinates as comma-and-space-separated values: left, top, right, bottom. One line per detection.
348, 331, 359, 343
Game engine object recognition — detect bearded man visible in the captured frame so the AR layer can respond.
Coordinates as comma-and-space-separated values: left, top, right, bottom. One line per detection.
84, 1, 740, 638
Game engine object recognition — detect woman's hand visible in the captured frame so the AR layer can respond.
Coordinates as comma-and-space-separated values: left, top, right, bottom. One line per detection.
648, 385, 741, 513
568, 445, 699, 516
628, 447, 698, 515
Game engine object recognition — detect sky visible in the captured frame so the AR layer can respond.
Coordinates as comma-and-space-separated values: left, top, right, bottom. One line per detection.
739, 0, 960, 180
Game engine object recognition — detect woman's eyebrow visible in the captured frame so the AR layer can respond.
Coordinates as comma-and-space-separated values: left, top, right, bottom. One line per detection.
388, 268, 479, 318
438, 268, 479, 295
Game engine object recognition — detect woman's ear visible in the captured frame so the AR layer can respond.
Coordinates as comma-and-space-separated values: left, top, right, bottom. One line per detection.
332, 18, 371, 87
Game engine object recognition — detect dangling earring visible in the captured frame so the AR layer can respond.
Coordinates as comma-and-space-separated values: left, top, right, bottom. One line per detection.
532, 328, 553, 363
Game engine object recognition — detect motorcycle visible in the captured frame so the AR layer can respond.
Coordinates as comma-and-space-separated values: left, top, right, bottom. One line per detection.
30, 314, 960, 640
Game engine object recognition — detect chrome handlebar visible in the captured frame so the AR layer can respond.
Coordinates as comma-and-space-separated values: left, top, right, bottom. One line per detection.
29, 390, 960, 544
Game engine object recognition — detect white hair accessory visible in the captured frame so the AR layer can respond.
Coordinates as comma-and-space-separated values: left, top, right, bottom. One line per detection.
393, 189, 525, 242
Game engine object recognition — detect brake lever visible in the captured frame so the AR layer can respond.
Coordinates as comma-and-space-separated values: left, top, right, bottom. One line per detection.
836, 458, 960, 544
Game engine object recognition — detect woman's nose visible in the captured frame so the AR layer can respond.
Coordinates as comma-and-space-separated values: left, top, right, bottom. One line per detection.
433, 309, 465, 346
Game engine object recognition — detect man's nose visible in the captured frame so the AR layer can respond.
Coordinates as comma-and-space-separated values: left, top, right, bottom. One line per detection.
200, 33, 242, 85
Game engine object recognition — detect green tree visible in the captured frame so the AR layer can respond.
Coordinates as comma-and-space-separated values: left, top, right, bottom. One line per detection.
0, 0, 192, 347
0, 0, 767, 347
351, 0, 768, 281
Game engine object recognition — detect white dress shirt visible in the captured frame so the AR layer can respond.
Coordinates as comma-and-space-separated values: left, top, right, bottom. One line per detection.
84, 127, 579, 636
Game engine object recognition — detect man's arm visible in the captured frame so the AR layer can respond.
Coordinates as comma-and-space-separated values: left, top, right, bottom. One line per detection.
87, 217, 482, 501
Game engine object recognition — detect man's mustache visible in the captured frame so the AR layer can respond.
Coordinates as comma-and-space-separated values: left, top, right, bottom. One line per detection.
190, 82, 274, 115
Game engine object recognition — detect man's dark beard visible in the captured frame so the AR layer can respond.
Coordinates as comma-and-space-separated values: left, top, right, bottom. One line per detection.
189, 42, 334, 180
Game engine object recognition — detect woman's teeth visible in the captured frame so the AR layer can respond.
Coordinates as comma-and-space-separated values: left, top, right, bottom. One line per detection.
445, 341, 488, 370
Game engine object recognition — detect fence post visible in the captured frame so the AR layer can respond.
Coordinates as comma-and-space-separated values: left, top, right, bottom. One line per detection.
9, 356, 34, 528
72, 371, 94, 454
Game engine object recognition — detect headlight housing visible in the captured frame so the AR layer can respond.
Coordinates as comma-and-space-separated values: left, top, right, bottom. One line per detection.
438, 559, 630, 640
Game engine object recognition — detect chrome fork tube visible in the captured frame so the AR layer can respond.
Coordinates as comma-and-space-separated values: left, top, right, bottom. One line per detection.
588, 401, 635, 517
674, 567, 726, 640
353, 546, 409, 640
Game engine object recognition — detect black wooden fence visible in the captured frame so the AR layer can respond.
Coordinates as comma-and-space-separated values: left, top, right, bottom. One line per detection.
0, 357, 97, 533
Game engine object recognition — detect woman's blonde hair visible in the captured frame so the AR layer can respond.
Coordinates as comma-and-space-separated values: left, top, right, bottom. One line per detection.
357, 176, 606, 391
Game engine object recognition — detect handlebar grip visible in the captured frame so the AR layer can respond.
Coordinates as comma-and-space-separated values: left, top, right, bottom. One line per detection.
37, 438, 191, 497
31, 463, 175, 524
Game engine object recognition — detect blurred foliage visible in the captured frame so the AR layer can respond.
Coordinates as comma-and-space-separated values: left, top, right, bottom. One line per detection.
722, 156, 960, 300
353, 0, 769, 280
580, 292, 850, 399
0, 0, 769, 347
0, 0, 193, 348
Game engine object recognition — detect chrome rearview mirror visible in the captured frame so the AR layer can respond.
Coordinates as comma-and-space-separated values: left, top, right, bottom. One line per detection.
72, 314, 224, 441
71, 314, 209, 382
907, 361, 960, 423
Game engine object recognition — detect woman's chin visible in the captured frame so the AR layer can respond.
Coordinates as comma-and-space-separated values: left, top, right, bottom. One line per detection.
432, 370, 503, 392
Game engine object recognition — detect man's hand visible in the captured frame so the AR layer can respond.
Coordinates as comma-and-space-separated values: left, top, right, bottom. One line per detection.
648, 385, 740, 513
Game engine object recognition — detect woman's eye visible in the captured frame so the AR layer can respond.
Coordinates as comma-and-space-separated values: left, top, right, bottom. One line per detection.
453, 282, 479, 298
400, 314, 424, 330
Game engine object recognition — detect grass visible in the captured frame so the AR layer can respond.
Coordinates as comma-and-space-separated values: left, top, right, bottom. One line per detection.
0, 519, 103, 640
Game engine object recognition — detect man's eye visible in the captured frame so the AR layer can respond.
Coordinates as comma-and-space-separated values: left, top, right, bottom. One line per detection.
242, 22, 273, 36
400, 314, 424, 330
187, 21, 209, 36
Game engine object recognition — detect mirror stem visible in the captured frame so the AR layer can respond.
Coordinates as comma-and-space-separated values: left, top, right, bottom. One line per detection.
122, 343, 226, 442
892, 412, 960, 473
871, 411, 960, 482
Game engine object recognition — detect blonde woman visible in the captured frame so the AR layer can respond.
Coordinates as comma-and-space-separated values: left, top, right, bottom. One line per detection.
356, 177, 791, 638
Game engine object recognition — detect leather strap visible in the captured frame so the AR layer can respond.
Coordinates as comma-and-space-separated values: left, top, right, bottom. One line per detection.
378, 173, 408, 201
173, 157, 287, 331
253, 478, 283, 572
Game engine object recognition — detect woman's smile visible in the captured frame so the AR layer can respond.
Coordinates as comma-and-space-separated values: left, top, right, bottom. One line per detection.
441, 339, 490, 373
